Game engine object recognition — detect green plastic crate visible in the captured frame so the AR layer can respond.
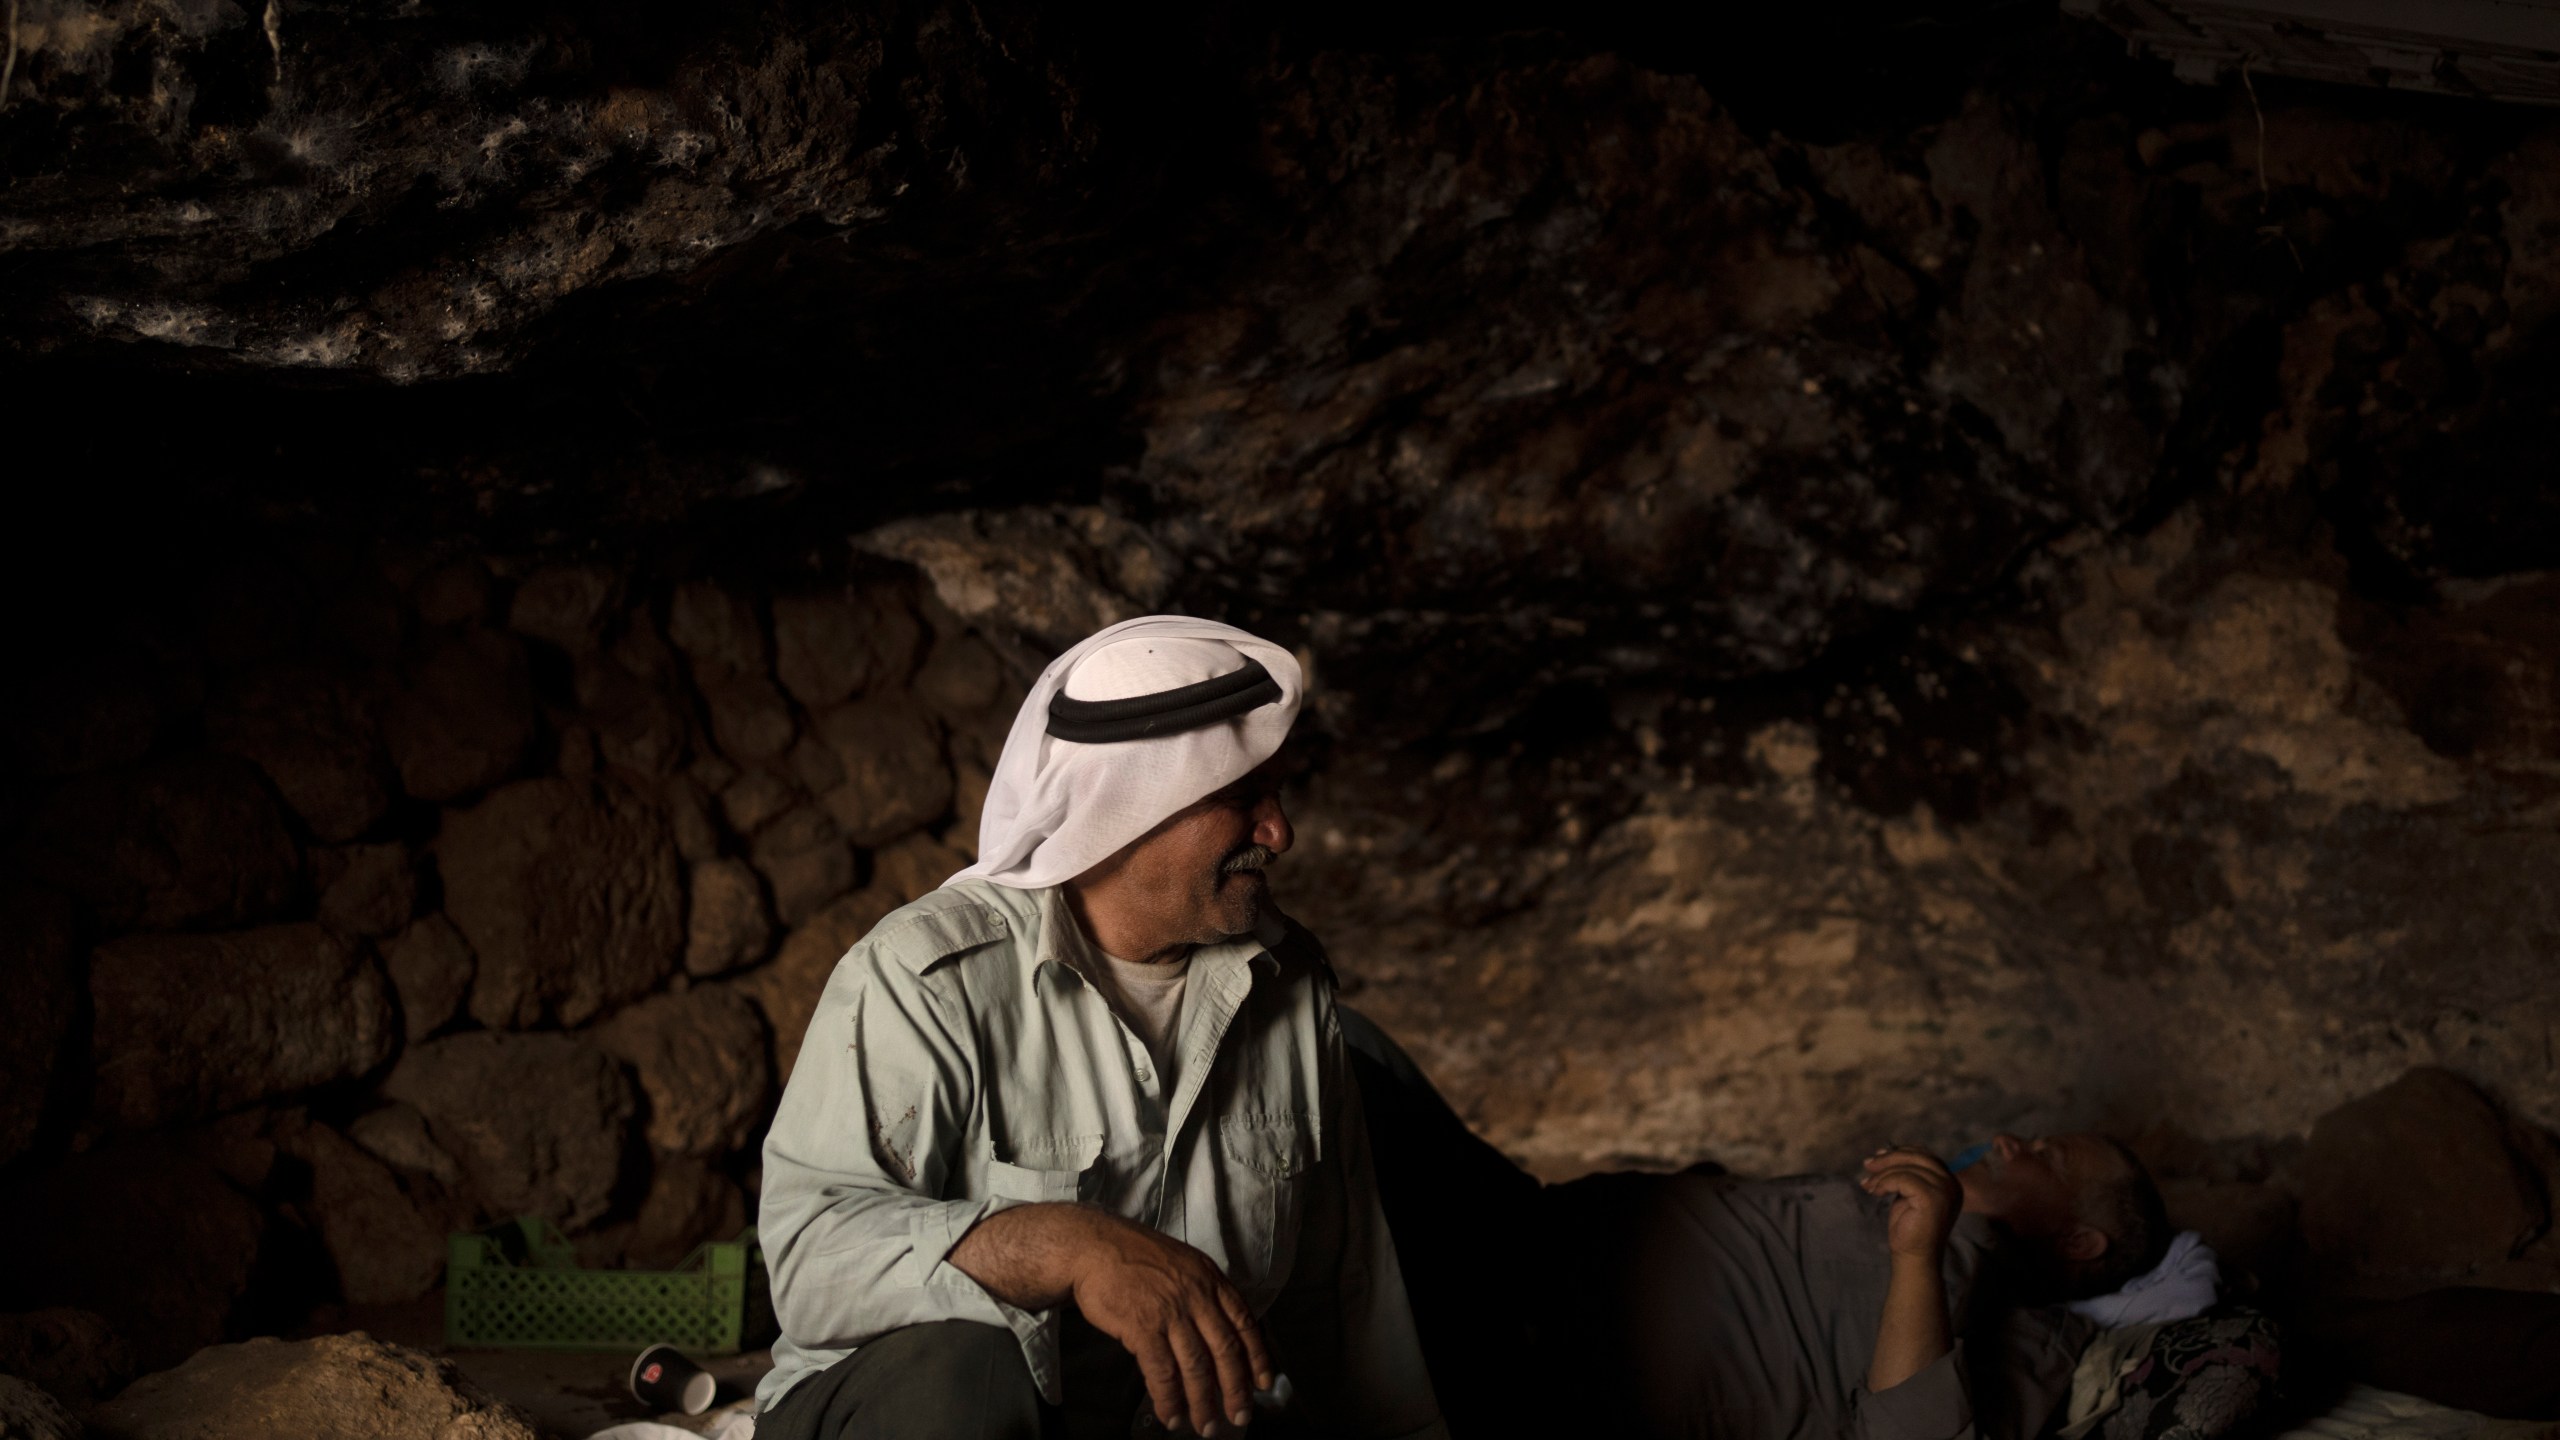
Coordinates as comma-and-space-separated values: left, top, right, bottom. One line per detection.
445, 1218, 758, 1353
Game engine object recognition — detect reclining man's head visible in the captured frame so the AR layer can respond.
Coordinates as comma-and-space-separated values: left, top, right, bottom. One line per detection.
1955, 1133, 2171, 1299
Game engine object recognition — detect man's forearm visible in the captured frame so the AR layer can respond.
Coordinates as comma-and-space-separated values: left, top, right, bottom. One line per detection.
945, 1202, 1089, 1310
1867, 1255, 1953, 1392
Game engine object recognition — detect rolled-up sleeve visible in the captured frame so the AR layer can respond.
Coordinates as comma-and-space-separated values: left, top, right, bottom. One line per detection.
1850, 1342, 1976, 1440
1261, 992, 1449, 1440
758, 949, 1063, 1399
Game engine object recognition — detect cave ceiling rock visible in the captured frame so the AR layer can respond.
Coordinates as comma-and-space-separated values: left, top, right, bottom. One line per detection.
859, 505, 1172, 656
0, 0, 1103, 377
1125, 58, 2172, 730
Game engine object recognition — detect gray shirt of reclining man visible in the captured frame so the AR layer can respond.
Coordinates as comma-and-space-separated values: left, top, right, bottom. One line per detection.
1548, 1169, 2100, 1440
756, 876, 1444, 1440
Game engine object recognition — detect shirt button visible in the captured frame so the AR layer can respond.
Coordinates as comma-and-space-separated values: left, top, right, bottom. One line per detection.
1135, 1066, 1153, 1084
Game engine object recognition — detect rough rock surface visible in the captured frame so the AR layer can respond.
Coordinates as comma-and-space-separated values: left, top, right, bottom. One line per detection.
592, 986, 774, 1158
380, 915, 476, 1044
278, 1121, 453, 1307
0, 1140, 269, 1372
0, 1376, 78, 1440
684, 857, 775, 978
0, 882, 79, 1165
2295, 1067, 2549, 1280
750, 804, 855, 928
0, 1308, 135, 1408
13, 757, 300, 932
88, 925, 396, 1132
578, 1154, 752, 1272
88, 1333, 538, 1440
313, 843, 419, 938
379, 1032, 637, 1231
439, 777, 682, 1028
380, 632, 539, 803
812, 696, 951, 847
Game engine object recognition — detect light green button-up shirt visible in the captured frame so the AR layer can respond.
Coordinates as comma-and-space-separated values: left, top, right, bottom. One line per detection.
756, 878, 1447, 1439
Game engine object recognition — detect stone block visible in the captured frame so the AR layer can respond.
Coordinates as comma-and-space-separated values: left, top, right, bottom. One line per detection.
593, 986, 774, 1157
870, 833, 969, 906
440, 778, 682, 1029
662, 775, 723, 863
89, 925, 396, 1132
14, 756, 300, 932
669, 581, 768, 676
89, 1334, 538, 1440
773, 588, 923, 709
380, 630, 538, 803
380, 914, 475, 1044
312, 843, 418, 938
684, 857, 773, 978
701, 672, 796, 763
2296, 1066, 2549, 1279
380, 1032, 637, 1232
346, 1104, 463, 1190
277, 1121, 451, 1306
813, 696, 953, 847
576, 654, 690, 779
719, 767, 801, 835
915, 628, 1007, 718
205, 664, 392, 843
578, 1155, 752, 1272
506, 564, 620, 651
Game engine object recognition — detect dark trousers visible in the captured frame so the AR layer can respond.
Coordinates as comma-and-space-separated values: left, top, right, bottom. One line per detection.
754, 1319, 1150, 1440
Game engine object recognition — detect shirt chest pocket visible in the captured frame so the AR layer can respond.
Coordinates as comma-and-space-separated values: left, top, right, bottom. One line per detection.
1218, 1115, 1319, 1297
985, 1133, 1105, 1204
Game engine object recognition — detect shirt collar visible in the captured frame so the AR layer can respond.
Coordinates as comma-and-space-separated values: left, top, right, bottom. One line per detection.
1027, 885, 1280, 986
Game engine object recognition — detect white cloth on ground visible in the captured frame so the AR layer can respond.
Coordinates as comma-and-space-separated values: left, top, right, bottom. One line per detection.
2066, 1229, 2220, 1329
949, 616, 1302, 890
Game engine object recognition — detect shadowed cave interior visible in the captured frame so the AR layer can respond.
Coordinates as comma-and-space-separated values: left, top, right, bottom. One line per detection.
4, 1, 2560, 1435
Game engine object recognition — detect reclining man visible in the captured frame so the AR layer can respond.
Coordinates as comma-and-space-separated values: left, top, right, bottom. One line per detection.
755, 618, 1444, 1440
1347, 1018, 2174, 1440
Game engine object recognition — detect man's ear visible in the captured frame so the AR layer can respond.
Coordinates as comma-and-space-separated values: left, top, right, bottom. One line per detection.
2058, 1225, 2110, 1264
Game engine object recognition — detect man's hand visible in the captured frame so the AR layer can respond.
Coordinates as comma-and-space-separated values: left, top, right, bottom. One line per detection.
1859, 1145, 1959, 1392
949, 1203, 1274, 1436
1859, 1145, 1961, 1263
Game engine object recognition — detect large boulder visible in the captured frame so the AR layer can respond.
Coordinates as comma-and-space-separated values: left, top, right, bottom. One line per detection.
13, 756, 300, 932
577, 1155, 752, 1272
812, 696, 952, 846
0, 881, 79, 1165
684, 857, 774, 977
204, 664, 393, 843
869, 833, 970, 909
439, 777, 683, 1029
379, 631, 539, 803
379, 914, 476, 1043
0, 1140, 269, 1372
379, 1032, 638, 1231
575, 655, 690, 779
592, 986, 774, 1158
88, 925, 396, 1132
0, 1308, 135, 1408
276, 1122, 452, 1306
89, 1333, 538, 1440
2295, 1067, 2550, 1279
737, 884, 905, 1081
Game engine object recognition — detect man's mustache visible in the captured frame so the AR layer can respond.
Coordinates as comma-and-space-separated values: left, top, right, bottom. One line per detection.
1221, 845, 1276, 875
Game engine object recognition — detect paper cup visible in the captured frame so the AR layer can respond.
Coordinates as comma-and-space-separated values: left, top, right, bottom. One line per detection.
629, 1343, 717, 1415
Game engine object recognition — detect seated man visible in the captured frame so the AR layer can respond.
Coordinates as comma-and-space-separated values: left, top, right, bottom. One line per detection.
755, 618, 1444, 1440
1541, 1133, 2172, 1440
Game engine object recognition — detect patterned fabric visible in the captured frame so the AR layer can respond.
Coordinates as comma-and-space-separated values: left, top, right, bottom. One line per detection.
2097, 1307, 2286, 1440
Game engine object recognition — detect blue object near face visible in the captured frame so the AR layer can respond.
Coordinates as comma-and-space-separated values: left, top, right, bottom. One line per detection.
1948, 1141, 1992, 1172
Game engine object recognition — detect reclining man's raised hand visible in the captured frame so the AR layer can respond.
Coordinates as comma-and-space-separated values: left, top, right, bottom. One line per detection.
950, 1202, 1275, 1436
1858, 1144, 1961, 1393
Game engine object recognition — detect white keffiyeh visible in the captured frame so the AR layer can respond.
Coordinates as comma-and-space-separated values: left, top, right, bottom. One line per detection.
950, 616, 1303, 890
